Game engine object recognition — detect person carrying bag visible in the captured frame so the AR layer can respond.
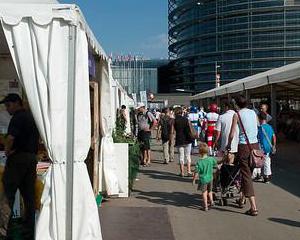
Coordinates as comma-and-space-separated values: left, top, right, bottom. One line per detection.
227, 95, 259, 216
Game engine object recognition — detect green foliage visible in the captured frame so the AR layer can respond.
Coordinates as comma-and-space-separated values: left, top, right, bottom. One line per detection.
113, 114, 140, 191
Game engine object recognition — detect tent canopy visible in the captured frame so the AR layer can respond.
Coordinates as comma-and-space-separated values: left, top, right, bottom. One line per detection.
0, 2, 106, 58
0, 1, 110, 239
191, 61, 300, 100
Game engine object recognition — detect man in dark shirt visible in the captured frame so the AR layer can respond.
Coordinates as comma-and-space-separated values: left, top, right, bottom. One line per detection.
0, 94, 39, 240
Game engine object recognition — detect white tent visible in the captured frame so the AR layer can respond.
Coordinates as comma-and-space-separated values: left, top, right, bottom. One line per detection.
0, 0, 122, 239
191, 61, 300, 100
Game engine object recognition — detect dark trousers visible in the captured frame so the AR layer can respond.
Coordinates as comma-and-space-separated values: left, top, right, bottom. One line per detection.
2, 152, 37, 239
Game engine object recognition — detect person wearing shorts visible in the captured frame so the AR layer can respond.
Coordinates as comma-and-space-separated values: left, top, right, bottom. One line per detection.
193, 142, 217, 211
138, 130, 151, 151
136, 103, 157, 166
197, 180, 213, 193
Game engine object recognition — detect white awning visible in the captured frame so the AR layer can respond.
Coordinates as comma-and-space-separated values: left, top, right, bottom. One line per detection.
191, 61, 300, 100
0, 2, 107, 59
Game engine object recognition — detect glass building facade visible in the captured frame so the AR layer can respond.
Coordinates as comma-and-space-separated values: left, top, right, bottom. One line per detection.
112, 59, 169, 94
168, 0, 300, 92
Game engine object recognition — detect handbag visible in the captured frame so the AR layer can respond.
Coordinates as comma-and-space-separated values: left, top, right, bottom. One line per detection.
188, 120, 198, 140
261, 126, 276, 155
237, 112, 266, 168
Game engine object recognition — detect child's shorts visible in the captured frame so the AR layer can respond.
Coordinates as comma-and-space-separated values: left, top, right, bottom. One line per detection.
197, 181, 213, 192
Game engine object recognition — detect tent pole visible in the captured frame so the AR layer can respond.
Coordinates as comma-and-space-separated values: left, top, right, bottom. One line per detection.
66, 25, 77, 240
245, 89, 250, 102
270, 84, 277, 132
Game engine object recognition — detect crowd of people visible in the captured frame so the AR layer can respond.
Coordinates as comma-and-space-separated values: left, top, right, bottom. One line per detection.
129, 94, 277, 216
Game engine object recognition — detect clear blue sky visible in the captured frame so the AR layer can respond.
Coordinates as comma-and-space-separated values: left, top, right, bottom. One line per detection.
60, 0, 168, 59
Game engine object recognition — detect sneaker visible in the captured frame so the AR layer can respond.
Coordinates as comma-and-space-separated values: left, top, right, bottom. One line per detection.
254, 174, 263, 182
202, 206, 209, 211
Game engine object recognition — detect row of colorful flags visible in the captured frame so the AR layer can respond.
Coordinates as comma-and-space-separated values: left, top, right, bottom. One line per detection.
109, 53, 145, 62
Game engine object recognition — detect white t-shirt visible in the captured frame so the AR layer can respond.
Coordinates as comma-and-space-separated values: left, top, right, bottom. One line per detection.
215, 110, 239, 153
188, 113, 199, 125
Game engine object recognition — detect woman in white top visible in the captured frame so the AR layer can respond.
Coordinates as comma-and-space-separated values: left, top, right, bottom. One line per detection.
227, 95, 259, 216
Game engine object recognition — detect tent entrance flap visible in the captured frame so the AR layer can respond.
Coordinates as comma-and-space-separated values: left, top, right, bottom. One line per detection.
1, 16, 102, 239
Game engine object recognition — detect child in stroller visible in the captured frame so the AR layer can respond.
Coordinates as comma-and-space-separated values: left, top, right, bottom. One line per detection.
214, 152, 242, 206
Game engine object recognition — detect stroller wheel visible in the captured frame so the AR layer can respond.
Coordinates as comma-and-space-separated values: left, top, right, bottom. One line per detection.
223, 198, 228, 206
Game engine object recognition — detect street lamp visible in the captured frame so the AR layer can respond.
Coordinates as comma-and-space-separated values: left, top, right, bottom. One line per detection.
215, 62, 221, 88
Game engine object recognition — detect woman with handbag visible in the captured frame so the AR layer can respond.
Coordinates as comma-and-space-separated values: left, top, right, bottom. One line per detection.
227, 95, 260, 216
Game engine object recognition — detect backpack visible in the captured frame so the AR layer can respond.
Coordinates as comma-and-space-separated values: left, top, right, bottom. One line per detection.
138, 111, 154, 128
146, 111, 154, 128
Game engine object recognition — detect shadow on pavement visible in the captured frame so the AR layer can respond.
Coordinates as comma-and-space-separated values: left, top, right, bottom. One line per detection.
133, 190, 244, 215
139, 169, 193, 183
271, 158, 300, 198
264, 138, 300, 198
268, 218, 300, 228
134, 190, 200, 209
212, 206, 245, 215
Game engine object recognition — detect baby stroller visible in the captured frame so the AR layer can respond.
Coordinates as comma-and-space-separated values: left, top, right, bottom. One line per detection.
216, 163, 241, 206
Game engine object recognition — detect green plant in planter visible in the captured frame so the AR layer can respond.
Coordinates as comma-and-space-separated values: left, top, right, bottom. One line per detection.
113, 113, 140, 191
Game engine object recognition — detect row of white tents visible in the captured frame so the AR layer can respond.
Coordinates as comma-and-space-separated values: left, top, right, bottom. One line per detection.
190, 61, 300, 100
191, 57, 300, 130
0, 0, 132, 239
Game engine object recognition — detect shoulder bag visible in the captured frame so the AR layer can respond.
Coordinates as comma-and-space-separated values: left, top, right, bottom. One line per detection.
187, 120, 198, 140
237, 112, 266, 168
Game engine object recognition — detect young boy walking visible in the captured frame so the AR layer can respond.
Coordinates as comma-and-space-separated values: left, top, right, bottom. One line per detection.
193, 142, 217, 211
258, 112, 277, 183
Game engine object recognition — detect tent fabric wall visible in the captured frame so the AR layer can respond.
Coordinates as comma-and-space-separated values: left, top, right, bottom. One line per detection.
99, 61, 122, 195
1, 17, 101, 240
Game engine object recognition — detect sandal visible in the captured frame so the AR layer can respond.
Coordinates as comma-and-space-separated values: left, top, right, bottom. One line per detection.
245, 209, 258, 216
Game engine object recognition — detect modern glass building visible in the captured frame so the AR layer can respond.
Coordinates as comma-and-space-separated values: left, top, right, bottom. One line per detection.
112, 59, 169, 94
168, 0, 300, 92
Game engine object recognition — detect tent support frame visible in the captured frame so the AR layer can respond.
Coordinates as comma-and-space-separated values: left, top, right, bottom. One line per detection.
270, 84, 277, 132
66, 24, 77, 240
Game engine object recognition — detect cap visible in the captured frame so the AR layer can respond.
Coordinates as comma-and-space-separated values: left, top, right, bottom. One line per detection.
0, 93, 22, 104
135, 102, 145, 110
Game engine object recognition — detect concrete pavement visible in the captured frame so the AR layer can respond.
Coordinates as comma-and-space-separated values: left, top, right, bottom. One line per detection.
101, 138, 300, 240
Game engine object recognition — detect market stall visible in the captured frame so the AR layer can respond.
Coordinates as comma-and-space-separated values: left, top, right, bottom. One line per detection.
0, 0, 125, 239
191, 61, 300, 132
